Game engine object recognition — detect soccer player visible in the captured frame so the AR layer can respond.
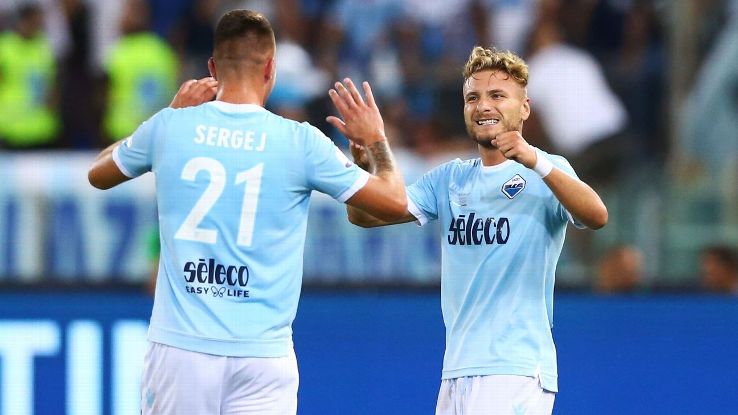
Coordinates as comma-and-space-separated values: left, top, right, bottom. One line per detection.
88, 10, 407, 415
343, 47, 608, 414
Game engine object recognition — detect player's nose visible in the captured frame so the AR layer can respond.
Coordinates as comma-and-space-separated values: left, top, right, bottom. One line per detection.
476, 97, 494, 112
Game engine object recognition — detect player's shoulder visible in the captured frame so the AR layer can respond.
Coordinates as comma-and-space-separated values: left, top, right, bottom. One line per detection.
433, 157, 479, 174
144, 106, 178, 127
286, 118, 332, 148
420, 158, 478, 184
534, 147, 572, 168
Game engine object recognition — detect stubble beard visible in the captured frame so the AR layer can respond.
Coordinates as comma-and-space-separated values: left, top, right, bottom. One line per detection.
466, 118, 522, 149
470, 130, 496, 149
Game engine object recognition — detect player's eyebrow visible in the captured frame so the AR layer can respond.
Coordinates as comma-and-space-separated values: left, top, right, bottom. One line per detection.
464, 88, 506, 99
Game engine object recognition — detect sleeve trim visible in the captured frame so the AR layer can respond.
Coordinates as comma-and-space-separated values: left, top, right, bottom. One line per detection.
112, 145, 136, 178
407, 197, 429, 226
336, 170, 370, 202
566, 211, 587, 229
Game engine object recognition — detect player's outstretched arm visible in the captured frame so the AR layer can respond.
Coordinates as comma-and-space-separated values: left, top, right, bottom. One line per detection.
88, 139, 130, 189
344, 143, 416, 228
90, 77, 220, 190
326, 79, 409, 222
540, 168, 608, 229
492, 131, 608, 229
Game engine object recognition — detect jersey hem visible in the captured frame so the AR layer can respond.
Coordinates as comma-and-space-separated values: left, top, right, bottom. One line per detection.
148, 326, 292, 358
441, 365, 558, 392
336, 170, 370, 202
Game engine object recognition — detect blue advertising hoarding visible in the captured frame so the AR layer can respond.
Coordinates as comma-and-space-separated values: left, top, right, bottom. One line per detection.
0, 292, 737, 415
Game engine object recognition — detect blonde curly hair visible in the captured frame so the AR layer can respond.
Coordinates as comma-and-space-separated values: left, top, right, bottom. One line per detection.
463, 46, 528, 87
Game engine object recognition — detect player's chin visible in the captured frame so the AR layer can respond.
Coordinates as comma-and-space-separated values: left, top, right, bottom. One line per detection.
472, 134, 496, 149
474, 137, 497, 148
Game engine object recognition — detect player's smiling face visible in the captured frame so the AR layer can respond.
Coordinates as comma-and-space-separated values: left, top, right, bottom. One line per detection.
463, 70, 530, 148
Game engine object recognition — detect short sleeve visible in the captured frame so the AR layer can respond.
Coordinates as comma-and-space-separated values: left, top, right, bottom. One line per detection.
407, 163, 448, 226
549, 154, 586, 229
304, 125, 370, 202
112, 110, 164, 178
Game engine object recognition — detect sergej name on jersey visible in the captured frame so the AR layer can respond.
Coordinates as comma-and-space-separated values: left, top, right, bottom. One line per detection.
194, 125, 267, 151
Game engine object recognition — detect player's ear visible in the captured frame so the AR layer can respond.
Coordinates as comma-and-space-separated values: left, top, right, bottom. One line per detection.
208, 57, 217, 80
264, 56, 275, 82
521, 96, 530, 121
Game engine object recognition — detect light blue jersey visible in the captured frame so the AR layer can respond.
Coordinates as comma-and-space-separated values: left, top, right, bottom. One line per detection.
406, 150, 583, 392
113, 101, 369, 357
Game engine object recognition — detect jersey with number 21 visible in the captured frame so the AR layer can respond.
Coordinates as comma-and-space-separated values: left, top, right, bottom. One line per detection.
113, 101, 369, 358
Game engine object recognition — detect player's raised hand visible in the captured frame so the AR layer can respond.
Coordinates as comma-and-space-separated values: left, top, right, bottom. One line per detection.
326, 79, 386, 147
491, 131, 537, 168
169, 77, 218, 109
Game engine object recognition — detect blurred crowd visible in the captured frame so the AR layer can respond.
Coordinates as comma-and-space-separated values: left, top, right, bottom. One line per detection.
0, 0, 677, 164
0, 0, 733, 173
1, 0, 737, 293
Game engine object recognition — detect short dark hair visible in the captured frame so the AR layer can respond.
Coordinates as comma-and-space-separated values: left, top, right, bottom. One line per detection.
703, 245, 738, 271
18, 3, 43, 21
213, 10, 275, 64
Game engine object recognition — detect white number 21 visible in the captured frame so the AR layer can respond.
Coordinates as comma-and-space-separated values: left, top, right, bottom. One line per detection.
174, 157, 263, 247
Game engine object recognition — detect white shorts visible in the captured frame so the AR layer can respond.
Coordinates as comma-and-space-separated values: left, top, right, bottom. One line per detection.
436, 375, 555, 415
140, 342, 299, 415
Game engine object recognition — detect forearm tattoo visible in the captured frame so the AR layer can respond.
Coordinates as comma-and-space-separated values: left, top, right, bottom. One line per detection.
367, 140, 395, 174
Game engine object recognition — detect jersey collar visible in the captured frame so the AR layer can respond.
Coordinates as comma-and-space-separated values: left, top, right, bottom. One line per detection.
207, 101, 267, 113
480, 159, 515, 173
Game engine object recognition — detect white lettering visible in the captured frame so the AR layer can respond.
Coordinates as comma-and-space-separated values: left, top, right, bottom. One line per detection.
256, 133, 267, 151
244, 131, 254, 150
192, 126, 267, 151
194, 125, 206, 143
112, 321, 149, 415
231, 130, 244, 148
206, 126, 218, 145
0, 321, 60, 415
67, 321, 102, 415
217, 128, 230, 148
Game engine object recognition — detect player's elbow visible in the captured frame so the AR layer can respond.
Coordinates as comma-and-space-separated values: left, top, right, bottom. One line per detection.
587, 206, 609, 230
373, 198, 408, 222
88, 168, 113, 190
348, 214, 374, 228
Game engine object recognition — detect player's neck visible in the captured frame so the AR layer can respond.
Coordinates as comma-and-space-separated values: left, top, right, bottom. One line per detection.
478, 145, 508, 167
215, 81, 266, 106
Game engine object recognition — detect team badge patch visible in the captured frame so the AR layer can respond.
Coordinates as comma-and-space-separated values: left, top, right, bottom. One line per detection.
501, 174, 526, 199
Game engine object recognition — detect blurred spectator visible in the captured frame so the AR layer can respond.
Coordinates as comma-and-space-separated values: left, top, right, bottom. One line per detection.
267, 0, 329, 122
679, 0, 738, 180
269, 38, 330, 122
595, 245, 645, 294
318, 0, 404, 98
398, 0, 488, 134
0, 2, 59, 149
58, 0, 101, 149
569, 0, 668, 163
608, 1, 667, 162
700, 245, 738, 295
310, 0, 405, 145
525, 8, 630, 186
169, 0, 218, 81
102, 0, 178, 142
481, 0, 539, 55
